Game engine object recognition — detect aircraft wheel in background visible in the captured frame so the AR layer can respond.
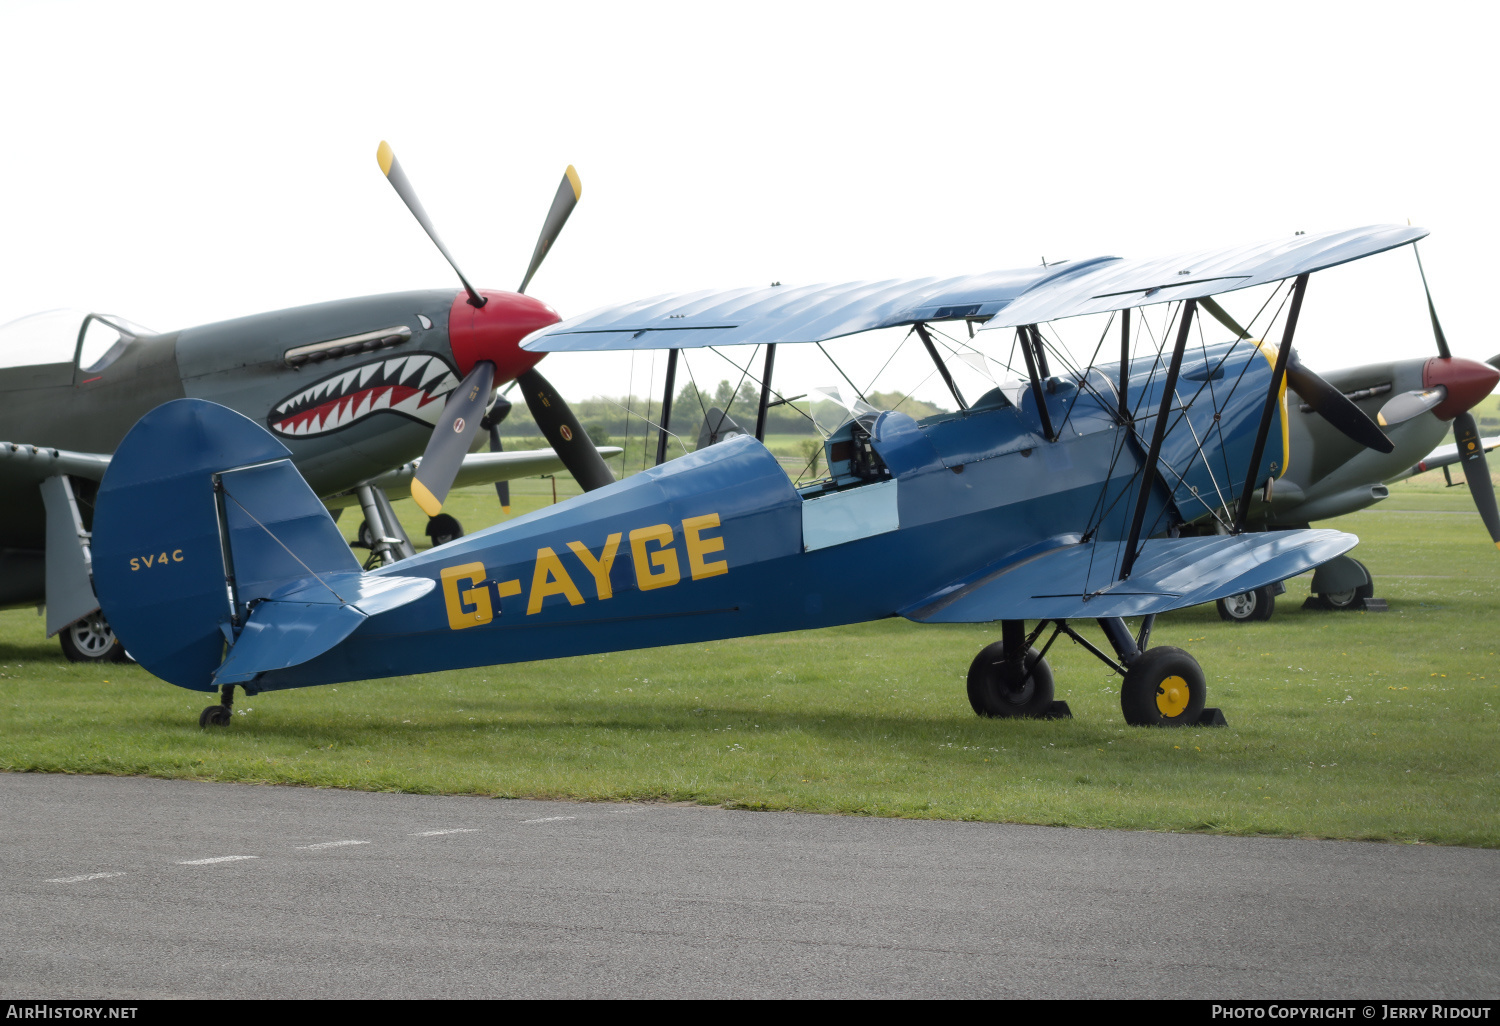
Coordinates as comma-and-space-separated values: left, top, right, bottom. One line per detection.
199, 705, 232, 728
59, 613, 128, 663
1120, 647, 1206, 727
1312, 557, 1374, 610
425, 514, 464, 547
1216, 586, 1276, 623
356, 519, 375, 550
967, 643, 1055, 718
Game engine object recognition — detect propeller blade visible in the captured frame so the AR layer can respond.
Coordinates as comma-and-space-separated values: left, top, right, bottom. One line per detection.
518, 166, 582, 295
1285, 350, 1395, 454
1453, 411, 1500, 547
410, 360, 497, 517
376, 141, 485, 308
516, 367, 615, 492
1198, 296, 1251, 339
1487, 353, 1499, 372
481, 397, 513, 513
1377, 387, 1447, 427
1412, 244, 1451, 359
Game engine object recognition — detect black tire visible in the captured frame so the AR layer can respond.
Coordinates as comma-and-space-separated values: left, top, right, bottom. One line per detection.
355, 519, 375, 550
426, 513, 464, 547
967, 643, 1055, 718
1120, 646, 1206, 727
58, 613, 128, 663
199, 704, 232, 728
1216, 585, 1276, 622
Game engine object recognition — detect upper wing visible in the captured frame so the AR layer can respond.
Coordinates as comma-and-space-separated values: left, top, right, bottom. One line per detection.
901, 529, 1356, 623
520, 262, 1117, 353
982, 225, 1427, 329
323, 446, 624, 508
0, 441, 111, 485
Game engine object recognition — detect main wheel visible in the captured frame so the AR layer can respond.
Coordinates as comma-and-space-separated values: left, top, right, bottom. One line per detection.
1216, 585, 1276, 622
967, 643, 1055, 718
199, 704, 232, 728
1316, 558, 1373, 610
1120, 647, 1206, 727
356, 519, 375, 550
426, 513, 464, 547
59, 613, 128, 663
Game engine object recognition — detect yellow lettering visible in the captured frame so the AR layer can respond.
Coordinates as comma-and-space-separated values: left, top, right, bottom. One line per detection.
130, 558, 139, 571
440, 562, 492, 630
527, 547, 586, 615
630, 524, 680, 591
143, 554, 154, 567
681, 514, 728, 580
497, 579, 522, 599
159, 551, 168, 565
567, 534, 622, 600
172, 549, 184, 562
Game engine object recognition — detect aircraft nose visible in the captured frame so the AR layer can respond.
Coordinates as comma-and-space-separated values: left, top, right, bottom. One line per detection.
1423, 357, 1500, 420
447, 289, 559, 382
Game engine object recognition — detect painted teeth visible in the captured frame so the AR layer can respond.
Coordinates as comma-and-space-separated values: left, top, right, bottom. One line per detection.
271, 353, 459, 435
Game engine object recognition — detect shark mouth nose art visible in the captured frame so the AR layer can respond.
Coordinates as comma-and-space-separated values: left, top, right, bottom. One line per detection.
268, 353, 462, 437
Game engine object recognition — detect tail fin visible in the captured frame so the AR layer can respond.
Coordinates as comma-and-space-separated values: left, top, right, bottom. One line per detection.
92, 399, 371, 691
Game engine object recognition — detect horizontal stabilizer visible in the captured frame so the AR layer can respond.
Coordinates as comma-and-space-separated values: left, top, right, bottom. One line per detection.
0, 441, 110, 486
903, 529, 1356, 623
214, 573, 433, 685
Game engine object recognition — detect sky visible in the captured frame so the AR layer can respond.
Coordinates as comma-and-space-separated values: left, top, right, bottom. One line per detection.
1, 0, 1495, 415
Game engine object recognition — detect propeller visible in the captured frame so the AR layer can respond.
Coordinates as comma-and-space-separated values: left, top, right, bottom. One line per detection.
1414, 245, 1500, 547
409, 360, 495, 517
516, 367, 615, 492
376, 142, 614, 517
377, 141, 485, 308
519, 167, 581, 295
1199, 296, 1394, 454
481, 395, 513, 514
1284, 351, 1395, 454
1377, 387, 1446, 427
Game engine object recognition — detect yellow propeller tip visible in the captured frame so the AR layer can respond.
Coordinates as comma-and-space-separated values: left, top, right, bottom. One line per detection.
1377, 413, 1388, 427
565, 165, 581, 200
377, 141, 395, 177
502, 505, 512, 514
410, 478, 442, 517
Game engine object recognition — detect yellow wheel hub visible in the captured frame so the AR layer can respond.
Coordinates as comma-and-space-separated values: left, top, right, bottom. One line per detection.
1156, 675, 1190, 717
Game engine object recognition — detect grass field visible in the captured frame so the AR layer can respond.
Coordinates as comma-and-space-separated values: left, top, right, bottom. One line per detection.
2, 472, 1497, 846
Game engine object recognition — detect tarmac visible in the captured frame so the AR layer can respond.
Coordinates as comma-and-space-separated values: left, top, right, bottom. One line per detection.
3, 772, 1497, 999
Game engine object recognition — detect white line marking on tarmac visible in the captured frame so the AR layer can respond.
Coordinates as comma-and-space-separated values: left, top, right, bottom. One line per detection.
178, 856, 259, 865
521, 816, 577, 824
411, 829, 478, 836
45, 872, 125, 883
296, 839, 370, 850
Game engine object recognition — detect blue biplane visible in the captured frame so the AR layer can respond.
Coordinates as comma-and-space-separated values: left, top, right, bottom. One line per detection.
92, 224, 1429, 728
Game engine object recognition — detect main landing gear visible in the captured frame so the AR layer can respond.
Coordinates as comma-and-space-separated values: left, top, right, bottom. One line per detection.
967, 617, 1226, 727
58, 612, 129, 663
199, 684, 236, 728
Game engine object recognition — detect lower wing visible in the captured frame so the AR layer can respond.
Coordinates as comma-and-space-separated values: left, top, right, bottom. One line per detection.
902, 530, 1356, 623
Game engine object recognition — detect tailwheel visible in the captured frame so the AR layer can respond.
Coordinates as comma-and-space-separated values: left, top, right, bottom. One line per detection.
1216, 585, 1275, 623
1120, 646, 1205, 727
199, 684, 235, 728
967, 642, 1056, 718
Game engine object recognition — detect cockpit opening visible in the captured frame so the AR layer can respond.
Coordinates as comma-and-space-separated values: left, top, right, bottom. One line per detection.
0, 309, 156, 373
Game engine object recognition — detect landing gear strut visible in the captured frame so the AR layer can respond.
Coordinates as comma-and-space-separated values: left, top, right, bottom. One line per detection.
199, 684, 235, 728
964, 616, 1226, 727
